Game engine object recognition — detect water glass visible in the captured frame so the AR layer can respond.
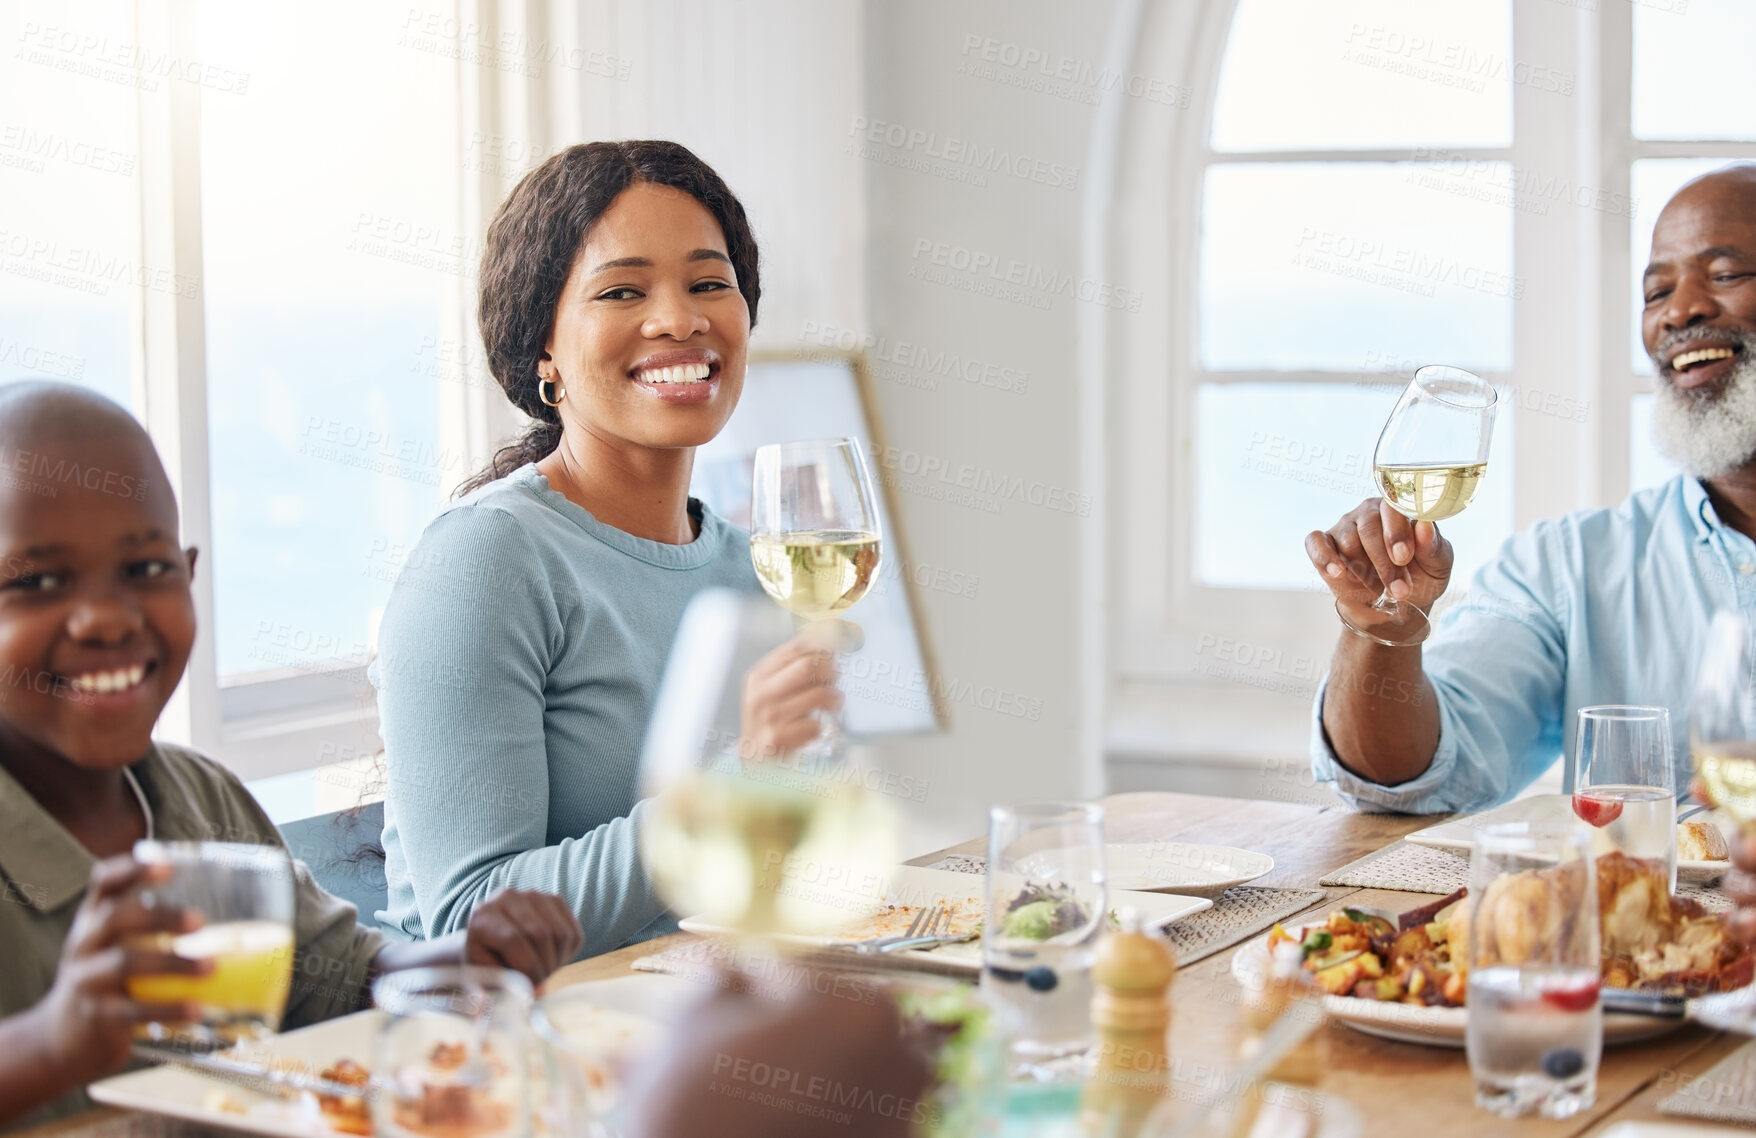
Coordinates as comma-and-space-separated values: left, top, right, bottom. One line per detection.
1465, 824, 1601, 1120
127, 841, 296, 1049
372, 966, 533, 1138
981, 802, 1105, 1082
530, 985, 671, 1138
1571, 705, 1677, 888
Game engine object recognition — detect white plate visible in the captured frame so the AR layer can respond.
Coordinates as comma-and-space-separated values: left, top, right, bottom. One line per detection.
1104, 842, 1274, 898
1404, 793, 1731, 885
1229, 931, 1686, 1049
678, 864, 1212, 973
89, 975, 692, 1138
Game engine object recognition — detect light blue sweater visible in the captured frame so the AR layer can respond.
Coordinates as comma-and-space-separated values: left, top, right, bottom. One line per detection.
370, 464, 757, 955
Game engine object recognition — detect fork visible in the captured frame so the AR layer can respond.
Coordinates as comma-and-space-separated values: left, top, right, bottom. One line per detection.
853, 902, 944, 955
877, 906, 979, 954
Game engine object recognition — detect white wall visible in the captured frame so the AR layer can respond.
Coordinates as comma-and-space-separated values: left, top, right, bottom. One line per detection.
562, 0, 1116, 853
855, 0, 1113, 850
570, 0, 868, 343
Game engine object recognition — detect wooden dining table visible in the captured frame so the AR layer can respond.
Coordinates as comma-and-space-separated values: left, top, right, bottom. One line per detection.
545, 791, 1749, 1137
16, 791, 1749, 1138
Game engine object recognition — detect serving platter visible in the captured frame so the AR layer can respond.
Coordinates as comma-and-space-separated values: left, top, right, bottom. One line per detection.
1229, 932, 1687, 1049
1404, 794, 1732, 884
679, 864, 1212, 973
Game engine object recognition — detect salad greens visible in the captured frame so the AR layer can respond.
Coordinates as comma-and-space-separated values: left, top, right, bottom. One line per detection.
999, 882, 1090, 940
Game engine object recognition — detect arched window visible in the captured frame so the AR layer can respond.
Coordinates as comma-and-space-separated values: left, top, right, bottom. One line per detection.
1105, 0, 1756, 781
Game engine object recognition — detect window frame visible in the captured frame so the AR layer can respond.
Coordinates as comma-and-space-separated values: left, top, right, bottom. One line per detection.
1603, 8, 1756, 500
1105, 0, 1610, 767
123, 0, 547, 780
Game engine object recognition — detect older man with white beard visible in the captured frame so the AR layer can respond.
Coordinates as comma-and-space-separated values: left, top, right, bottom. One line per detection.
1301, 164, 1756, 821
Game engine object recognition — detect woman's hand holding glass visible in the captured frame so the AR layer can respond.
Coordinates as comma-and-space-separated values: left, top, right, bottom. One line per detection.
737, 621, 862, 762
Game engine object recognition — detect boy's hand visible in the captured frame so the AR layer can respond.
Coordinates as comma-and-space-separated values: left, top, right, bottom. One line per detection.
31, 856, 208, 1084
739, 622, 861, 760
462, 890, 583, 985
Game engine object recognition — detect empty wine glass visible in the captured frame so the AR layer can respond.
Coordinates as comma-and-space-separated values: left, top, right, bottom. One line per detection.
638, 589, 896, 938
1340, 365, 1499, 647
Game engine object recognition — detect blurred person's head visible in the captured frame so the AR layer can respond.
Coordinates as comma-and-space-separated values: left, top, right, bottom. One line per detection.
1643, 163, 1756, 477
0, 382, 195, 773
627, 981, 932, 1138
460, 141, 760, 496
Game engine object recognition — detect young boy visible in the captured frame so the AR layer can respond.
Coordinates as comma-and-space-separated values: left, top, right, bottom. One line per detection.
0, 382, 584, 1129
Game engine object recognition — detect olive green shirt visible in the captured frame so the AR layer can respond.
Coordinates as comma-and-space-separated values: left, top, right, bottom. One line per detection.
0, 743, 385, 1130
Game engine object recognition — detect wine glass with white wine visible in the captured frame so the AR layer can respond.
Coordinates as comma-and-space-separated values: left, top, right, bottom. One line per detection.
638, 589, 897, 939
1690, 610, 1756, 1034
1340, 365, 1499, 647
748, 438, 884, 761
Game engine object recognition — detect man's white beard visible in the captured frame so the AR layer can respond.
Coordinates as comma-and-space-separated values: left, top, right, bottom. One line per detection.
1652, 343, 1756, 478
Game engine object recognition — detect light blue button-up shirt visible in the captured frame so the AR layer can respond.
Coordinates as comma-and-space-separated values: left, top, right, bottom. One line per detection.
1311, 475, 1756, 813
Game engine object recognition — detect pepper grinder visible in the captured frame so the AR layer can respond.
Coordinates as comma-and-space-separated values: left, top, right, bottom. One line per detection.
1080, 907, 1176, 1136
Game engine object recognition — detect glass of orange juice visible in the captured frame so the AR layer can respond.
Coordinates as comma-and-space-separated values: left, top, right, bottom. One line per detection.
127, 841, 297, 1049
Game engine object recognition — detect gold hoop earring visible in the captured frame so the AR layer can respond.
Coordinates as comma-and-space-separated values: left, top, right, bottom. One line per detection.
539, 376, 565, 407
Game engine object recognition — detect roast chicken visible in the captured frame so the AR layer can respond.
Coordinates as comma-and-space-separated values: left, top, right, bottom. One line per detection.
1448, 852, 1752, 994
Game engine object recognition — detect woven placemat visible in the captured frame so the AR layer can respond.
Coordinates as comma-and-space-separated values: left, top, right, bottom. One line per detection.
635, 853, 1328, 984
1318, 840, 1471, 893
930, 853, 1327, 965
922, 853, 987, 875
633, 883, 1327, 985
1319, 840, 1733, 912
1658, 1037, 1756, 1124
1161, 885, 1328, 964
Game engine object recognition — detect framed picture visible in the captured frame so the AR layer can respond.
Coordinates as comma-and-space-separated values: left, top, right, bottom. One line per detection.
690, 350, 944, 735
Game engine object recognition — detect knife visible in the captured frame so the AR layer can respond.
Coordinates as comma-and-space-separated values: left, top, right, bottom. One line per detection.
875, 930, 981, 954
131, 1044, 376, 1100
1600, 988, 1689, 1018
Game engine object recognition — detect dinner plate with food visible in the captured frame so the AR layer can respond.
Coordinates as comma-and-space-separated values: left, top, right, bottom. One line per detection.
1403, 793, 1733, 884
89, 974, 690, 1138
678, 864, 1212, 972
1231, 852, 1755, 1048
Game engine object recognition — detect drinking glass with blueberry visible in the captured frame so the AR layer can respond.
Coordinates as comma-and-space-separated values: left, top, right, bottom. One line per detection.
979, 802, 1106, 1082
1464, 824, 1602, 1121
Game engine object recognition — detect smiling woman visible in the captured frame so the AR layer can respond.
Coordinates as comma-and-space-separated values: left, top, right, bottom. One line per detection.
370, 142, 840, 958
